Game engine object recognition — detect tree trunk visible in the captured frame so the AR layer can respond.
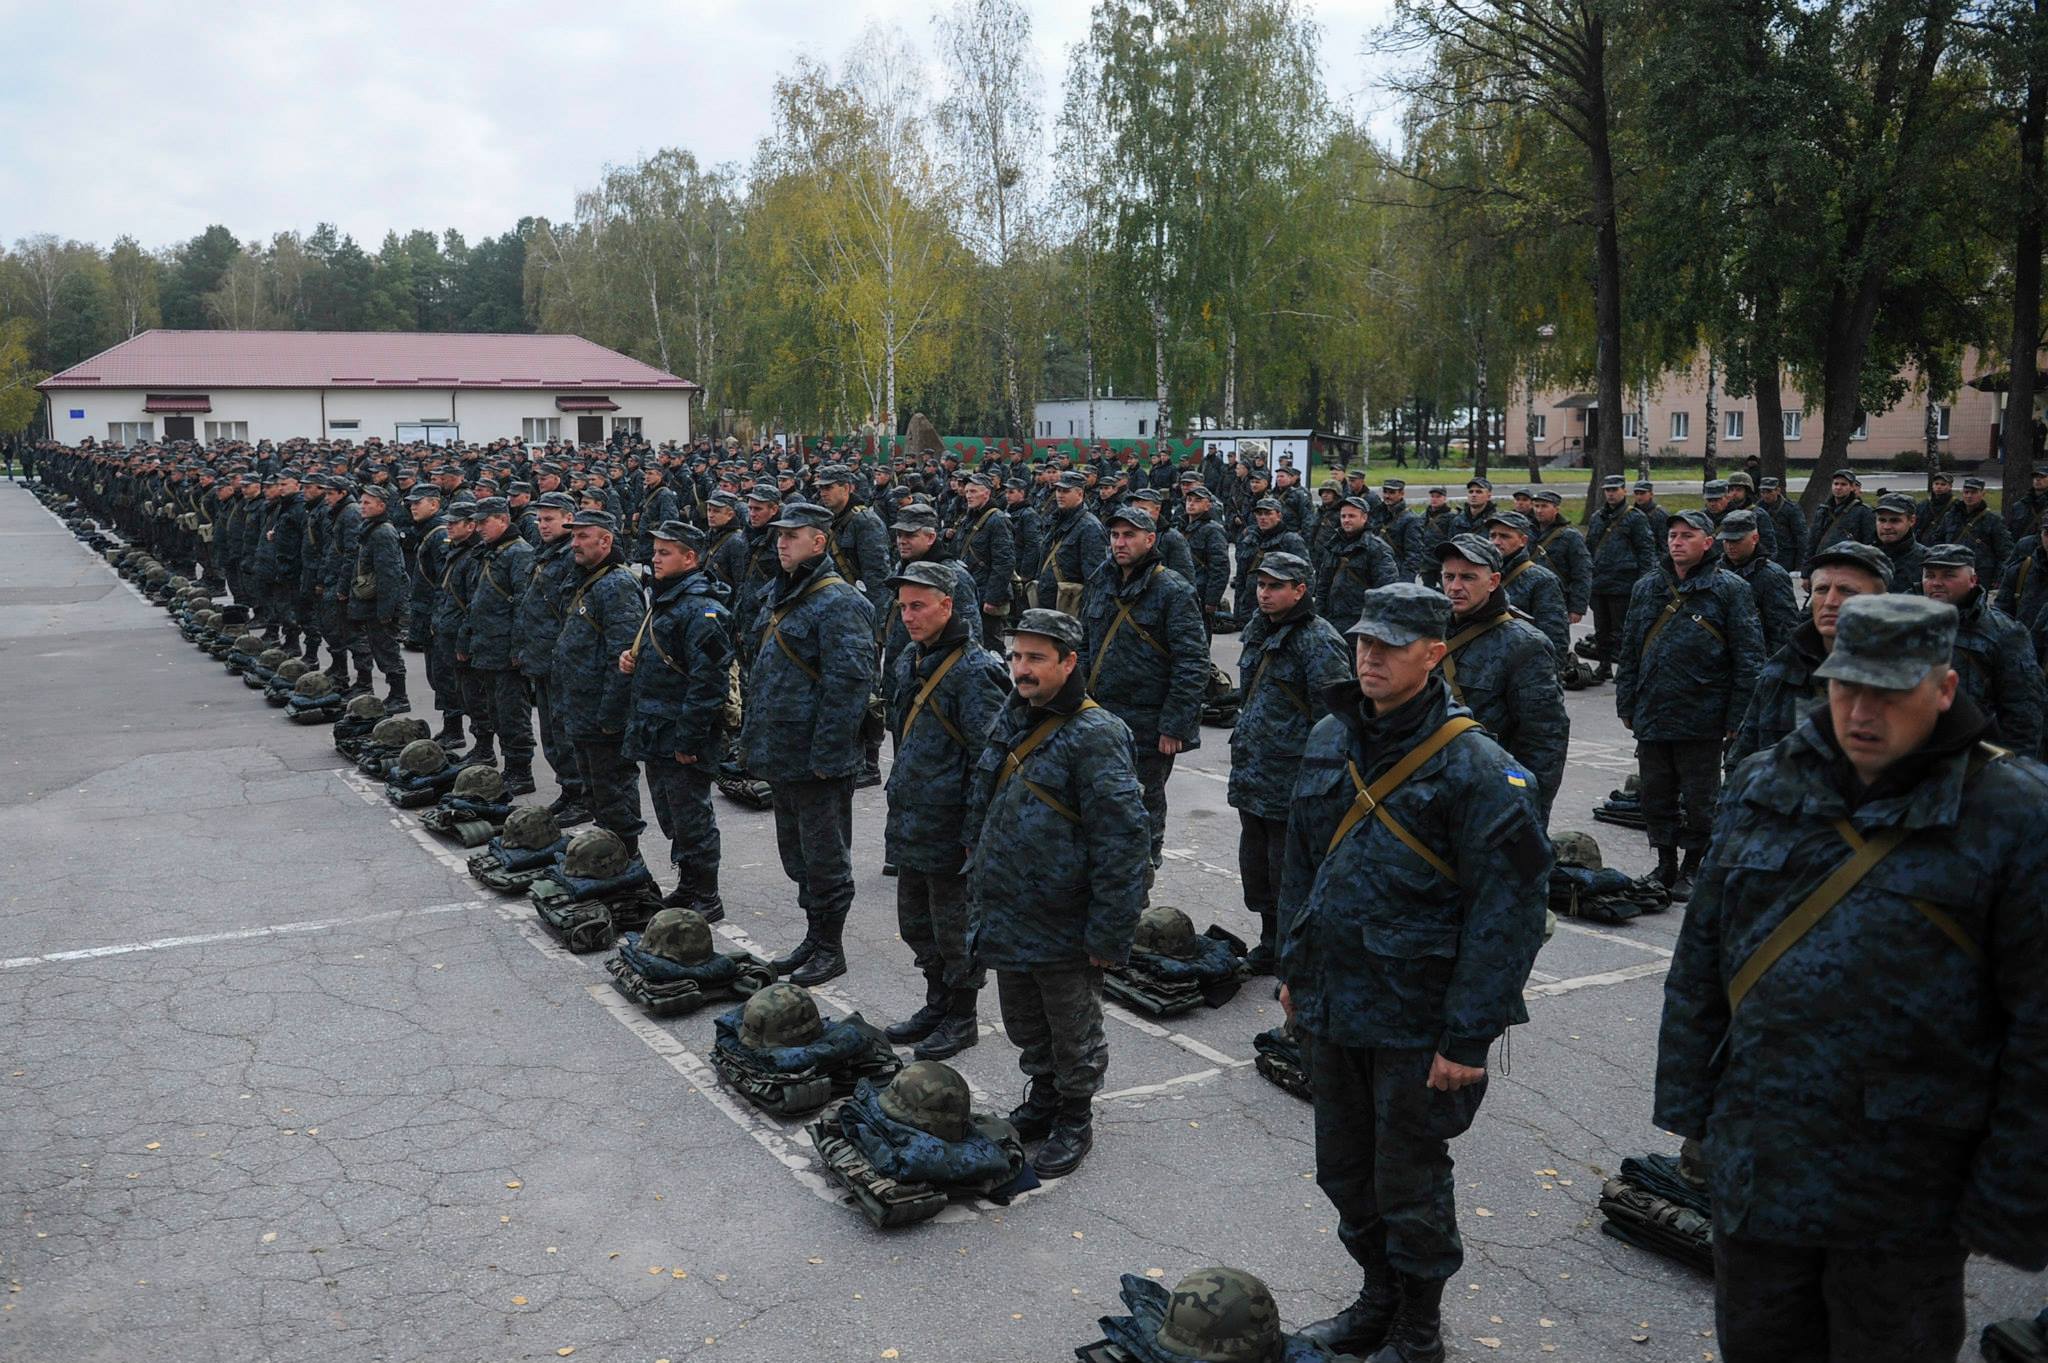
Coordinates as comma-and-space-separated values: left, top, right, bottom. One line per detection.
1752, 277, 1789, 487
1926, 395, 1942, 473
1391, 403, 1405, 466
1224, 324, 1239, 429
2004, 0, 2044, 495
1582, 14, 1627, 521
1361, 382, 1372, 467
1703, 351, 1719, 481
1474, 346, 1492, 480
1151, 296, 1170, 443
1635, 375, 1651, 481
1524, 363, 1542, 482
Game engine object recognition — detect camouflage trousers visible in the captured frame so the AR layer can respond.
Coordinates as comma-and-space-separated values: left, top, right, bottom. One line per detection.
1304, 1037, 1486, 1281
571, 737, 645, 844
1132, 748, 1175, 871
996, 965, 1107, 1102
1711, 1234, 1967, 1363
1591, 593, 1630, 664
770, 777, 856, 940
357, 616, 406, 689
896, 868, 983, 994
529, 676, 582, 799
426, 638, 464, 721
646, 759, 719, 872
1236, 811, 1287, 922
1637, 738, 1722, 851
472, 667, 533, 764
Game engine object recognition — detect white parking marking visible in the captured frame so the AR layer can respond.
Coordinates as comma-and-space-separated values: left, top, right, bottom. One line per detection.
0, 900, 489, 970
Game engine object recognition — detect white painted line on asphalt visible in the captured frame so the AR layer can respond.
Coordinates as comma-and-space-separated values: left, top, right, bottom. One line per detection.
1160, 845, 1246, 883
1524, 959, 1670, 998
1102, 1000, 1247, 1069
1553, 920, 1676, 958
1096, 1061, 1254, 1104
0, 900, 489, 970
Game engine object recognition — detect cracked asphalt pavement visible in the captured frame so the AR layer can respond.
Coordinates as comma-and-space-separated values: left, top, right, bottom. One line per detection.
3, 481, 2040, 1363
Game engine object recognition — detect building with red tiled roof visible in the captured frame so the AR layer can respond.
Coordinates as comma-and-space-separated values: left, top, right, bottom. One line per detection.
39, 330, 698, 447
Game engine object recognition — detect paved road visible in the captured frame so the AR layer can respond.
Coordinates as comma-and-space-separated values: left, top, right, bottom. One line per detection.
2, 481, 2039, 1363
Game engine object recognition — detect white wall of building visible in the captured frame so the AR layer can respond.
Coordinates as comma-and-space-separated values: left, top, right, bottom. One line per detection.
46, 387, 693, 447
1031, 397, 1158, 441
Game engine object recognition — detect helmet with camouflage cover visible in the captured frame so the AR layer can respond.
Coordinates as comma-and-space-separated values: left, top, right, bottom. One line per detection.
233, 632, 265, 655
452, 764, 504, 802
397, 737, 446, 776
877, 1060, 971, 1142
640, 907, 714, 965
1133, 905, 1199, 961
562, 828, 629, 879
501, 805, 562, 852
275, 657, 310, 684
1551, 830, 1601, 870
146, 566, 169, 585
294, 670, 337, 699
168, 575, 190, 592
739, 983, 824, 1050
370, 716, 429, 747
345, 693, 386, 721
1155, 1267, 1283, 1363
1621, 772, 1640, 797
257, 648, 287, 671
196, 609, 219, 630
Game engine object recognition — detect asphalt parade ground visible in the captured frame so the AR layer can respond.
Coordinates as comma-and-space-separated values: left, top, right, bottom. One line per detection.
2, 480, 2040, 1363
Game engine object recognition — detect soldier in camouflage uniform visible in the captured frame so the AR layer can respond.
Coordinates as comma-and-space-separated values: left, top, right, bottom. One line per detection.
1585, 474, 1658, 681
740, 500, 877, 988
1080, 505, 1209, 883
1919, 542, 2046, 755
1227, 552, 1352, 973
966, 608, 1148, 1178
1728, 541, 1891, 769
1433, 535, 1569, 821
1657, 593, 2048, 1363
1482, 511, 1570, 664
1951, 475, 2014, 584
1873, 492, 1929, 597
1997, 517, 2048, 627
347, 485, 412, 710
1377, 479, 1429, 583
1036, 470, 1109, 617
1317, 495, 1400, 631
1617, 510, 1767, 898
551, 509, 646, 858
1718, 510, 1800, 659
516, 492, 587, 819
619, 521, 732, 916
1278, 582, 1551, 1361
461, 497, 538, 793
1803, 469, 1877, 576
878, 560, 1008, 1061
1177, 480, 1231, 632
1757, 477, 1807, 570
1001, 480, 1041, 626
954, 473, 1015, 647
317, 477, 367, 688
700, 491, 749, 593
1231, 499, 1312, 628
1528, 488, 1591, 637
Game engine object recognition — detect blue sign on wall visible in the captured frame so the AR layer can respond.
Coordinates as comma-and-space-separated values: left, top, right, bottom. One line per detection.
69, 409, 83, 419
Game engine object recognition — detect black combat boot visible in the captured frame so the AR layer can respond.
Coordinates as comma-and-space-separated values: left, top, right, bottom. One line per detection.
1032, 1098, 1093, 1178
885, 982, 947, 1044
384, 682, 410, 715
913, 991, 979, 1061
690, 866, 724, 922
772, 936, 820, 976
1592, 661, 1613, 683
434, 718, 465, 750
1298, 1235, 1399, 1355
1670, 848, 1703, 902
1367, 1273, 1445, 1363
501, 762, 536, 797
1243, 912, 1278, 976
1008, 1078, 1060, 1142
466, 737, 497, 767
790, 934, 847, 987
620, 836, 642, 865
1654, 845, 1679, 890
661, 877, 695, 910
555, 803, 593, 828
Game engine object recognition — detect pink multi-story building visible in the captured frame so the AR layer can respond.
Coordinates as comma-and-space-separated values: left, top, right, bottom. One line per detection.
1504, 349, 2023, 468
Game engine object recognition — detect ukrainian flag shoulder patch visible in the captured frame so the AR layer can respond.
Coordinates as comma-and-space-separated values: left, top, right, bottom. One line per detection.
1504, 766, 1531, 788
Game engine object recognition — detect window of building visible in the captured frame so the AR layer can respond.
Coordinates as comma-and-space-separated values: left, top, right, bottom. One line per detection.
1725, 410, 1745, 441
204, 421, 249, 442
1936, 405, 1952, 440
108, 421, 154, 444
1621, 413, 1640, 440
328, 419, 359, 431
1669, 411, 1689, 440
612, 416, 642, 438
1851, 413, 1869, 441
523, 417, 561, 444
1138, 419, 1148, 435
1783, 411, 1803, 441
1530, 414, 1547, 440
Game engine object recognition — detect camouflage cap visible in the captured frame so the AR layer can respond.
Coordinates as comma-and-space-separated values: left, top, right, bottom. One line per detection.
890, 503, 941, 534
1703, 480, 1731, 497
1182, 482, 1213, 501
1010, 607, 1084, 652
534, 491, 577, 512
650, 520, 706, 550
707, 491, 744, 511
446, 499, 479, 520
1105, 505, 1156, 532
474, 496, 510, 517
1057, 470, 1089, 489
745, 482, 783, 505
569, 508, 617, 532
1381, 477, 1406, 490
1808, 540, 1894, 587
1345, 581, 1452, 645
1921, 541, 1977, 569
1482, 509, 1533, 539
1466, 476, 1492, 491
1434, 532, 1502, 572
1669, 509, 1714, 534
1341, 494, 1373, 514
1759, 476, 1781, 490
1876, 492, 1916, 516
885, 560, 956, 595
1716, 509, 1760, 540
1633, 480, 1655, 493
1252, 497, 1282, 513
404, 484, 442, 503
1601, 474, 1627, 490
768, 502, 832, 532
1128, 488, 1167, 505
1962, 476, 1987, 492
1812, 595, 1958, 691
1251, 550, 1310, 583
815, 463, 856, 486
1532, 488, 1562, 505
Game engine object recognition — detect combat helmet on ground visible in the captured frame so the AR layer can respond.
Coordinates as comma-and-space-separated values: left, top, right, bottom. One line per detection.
639, 907, 714, 965
370, 716, 428, 747
1133, 905, 1199, 961
501, 805, 562, 852
452, 764, 504, 803
739, 983, 823, 1050
397, 738, 446, 776
1155, 1267, 1282, 1363
256, 648, 287, 671
562, 828, 629, 879
293, 671, 337, 699
345, 694, 386, 722
1552, 830, 1602, 870
274, 658, 310, 684
877, 1060, 971, 1142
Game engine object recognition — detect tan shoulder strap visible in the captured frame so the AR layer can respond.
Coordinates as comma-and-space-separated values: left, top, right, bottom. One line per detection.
994, 699, 1100, 796
899, 643, 970, 748
1439, 611, 1513, 702
765, 572, 845, 683
1324, 717, 1483, 880
1084, 565, 1169, 692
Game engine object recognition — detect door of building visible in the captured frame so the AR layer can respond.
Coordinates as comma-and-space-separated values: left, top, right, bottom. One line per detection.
163, 416, 195, 440
577, 415, 604, 445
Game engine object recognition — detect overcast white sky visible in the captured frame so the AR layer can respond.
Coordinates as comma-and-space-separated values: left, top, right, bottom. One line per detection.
3, 0, 1403, 251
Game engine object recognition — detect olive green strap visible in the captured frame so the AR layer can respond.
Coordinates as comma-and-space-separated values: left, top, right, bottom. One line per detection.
1324, 717, 1481, 878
